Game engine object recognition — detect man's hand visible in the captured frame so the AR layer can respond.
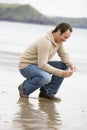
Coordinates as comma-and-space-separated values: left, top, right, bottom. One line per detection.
70, 64, 77, 72
62, 70, 73, 78
62, 64, 77, 78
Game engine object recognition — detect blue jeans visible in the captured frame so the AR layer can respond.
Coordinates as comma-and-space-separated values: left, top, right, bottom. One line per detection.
19, 61, 68, 96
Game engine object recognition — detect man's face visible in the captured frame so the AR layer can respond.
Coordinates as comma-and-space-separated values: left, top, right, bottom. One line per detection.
56, 29, 71, 43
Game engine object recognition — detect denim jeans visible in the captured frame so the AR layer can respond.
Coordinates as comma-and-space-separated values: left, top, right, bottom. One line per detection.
19, 61, 68, 96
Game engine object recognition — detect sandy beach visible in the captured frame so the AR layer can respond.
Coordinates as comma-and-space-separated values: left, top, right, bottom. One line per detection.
0, 53, 87, 130
0, 22, 87, 130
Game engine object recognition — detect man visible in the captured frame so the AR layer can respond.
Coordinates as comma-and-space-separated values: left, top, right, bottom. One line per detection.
18, 22, 77, 100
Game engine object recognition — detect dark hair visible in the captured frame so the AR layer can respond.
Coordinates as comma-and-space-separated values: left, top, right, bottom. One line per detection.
52, 22, 73, 34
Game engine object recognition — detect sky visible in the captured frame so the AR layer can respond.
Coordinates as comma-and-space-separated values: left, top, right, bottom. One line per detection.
0, 0, 87, 18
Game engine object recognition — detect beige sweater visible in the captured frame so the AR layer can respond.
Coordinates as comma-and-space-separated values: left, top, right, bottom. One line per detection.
19, 31, 73, 77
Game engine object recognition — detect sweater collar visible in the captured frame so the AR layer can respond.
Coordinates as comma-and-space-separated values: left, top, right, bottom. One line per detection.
46, 30, 57, 46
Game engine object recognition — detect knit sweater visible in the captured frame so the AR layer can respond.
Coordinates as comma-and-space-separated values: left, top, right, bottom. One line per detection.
18, 31, 73, 77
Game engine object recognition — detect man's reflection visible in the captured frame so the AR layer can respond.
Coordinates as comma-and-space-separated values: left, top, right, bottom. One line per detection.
38, 98, 62, 129
13, 97, 62, 130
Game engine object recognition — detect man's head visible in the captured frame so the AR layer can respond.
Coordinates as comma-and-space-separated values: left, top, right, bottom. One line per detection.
52, 22, 73, 43
52, 22, 73, 34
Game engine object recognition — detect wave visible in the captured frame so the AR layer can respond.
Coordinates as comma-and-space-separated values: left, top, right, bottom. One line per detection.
0, 51, 20, 68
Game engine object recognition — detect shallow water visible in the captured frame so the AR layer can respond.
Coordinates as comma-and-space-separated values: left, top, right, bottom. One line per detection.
0, 22, 87, 130
0, 64, 87, 130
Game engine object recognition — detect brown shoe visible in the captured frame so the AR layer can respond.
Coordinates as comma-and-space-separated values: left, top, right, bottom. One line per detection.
18, 84, 29, 98
39, 92, 61, 101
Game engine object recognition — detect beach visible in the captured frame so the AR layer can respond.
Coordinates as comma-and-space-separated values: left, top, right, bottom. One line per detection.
0, 22, 87, 130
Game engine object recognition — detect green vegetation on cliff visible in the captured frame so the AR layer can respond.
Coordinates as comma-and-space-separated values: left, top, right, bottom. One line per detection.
0, 3, 87, 28
0, 4, 54, 25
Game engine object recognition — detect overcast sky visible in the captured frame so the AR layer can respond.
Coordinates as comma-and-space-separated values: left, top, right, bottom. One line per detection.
0, 0, 87, 18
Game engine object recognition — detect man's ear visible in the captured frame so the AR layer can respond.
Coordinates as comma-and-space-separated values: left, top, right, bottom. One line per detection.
57, 29, 61, 35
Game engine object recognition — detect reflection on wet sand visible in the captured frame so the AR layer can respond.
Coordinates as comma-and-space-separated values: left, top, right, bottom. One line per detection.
13, 98, 62, 130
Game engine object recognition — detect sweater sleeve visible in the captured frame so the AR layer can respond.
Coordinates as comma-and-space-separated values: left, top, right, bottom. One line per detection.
37, 39, 63, 77
58, 44, 73, 68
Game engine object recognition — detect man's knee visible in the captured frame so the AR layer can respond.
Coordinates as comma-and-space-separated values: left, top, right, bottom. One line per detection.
39, 74, 52, 86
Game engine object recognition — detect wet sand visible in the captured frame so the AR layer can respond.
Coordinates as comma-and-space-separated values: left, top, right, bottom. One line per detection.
0, 64, 87, 130
0, 22, 87, 130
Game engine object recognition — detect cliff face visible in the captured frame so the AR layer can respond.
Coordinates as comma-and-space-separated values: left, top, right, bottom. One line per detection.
49, 17, 87, 29
0, 4, 54, 25
0, 3, 87, 28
